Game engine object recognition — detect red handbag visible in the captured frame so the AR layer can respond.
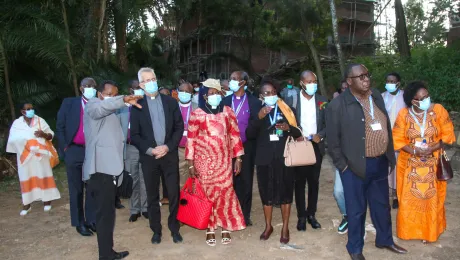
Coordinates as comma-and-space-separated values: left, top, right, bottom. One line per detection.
177, 178, 213, 230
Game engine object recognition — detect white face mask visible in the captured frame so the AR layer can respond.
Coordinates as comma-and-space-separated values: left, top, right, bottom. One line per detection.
83, 88, 96, 99
229, 80, 241, 92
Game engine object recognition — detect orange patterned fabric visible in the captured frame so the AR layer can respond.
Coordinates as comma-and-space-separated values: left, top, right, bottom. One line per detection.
185, 106, 246, 231
20, 176, 58, 193
393, 104, 455, 242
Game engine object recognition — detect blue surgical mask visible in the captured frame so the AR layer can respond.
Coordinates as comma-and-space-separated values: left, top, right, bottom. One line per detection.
287, 84, 293, 89
304, 83, 318, 96
244, 86, 248, 91
178, 92, 192, 103
225, 90, 233, 97
385, 83, 398, 93
103, 95, 112, 100
264, 95, 279, 106
134, 89, 144, 96
416, 97, 431, 111
25, 109, 35, 118
83, 88, 96, 99
194, 87, 200, 92
145, 81, 158, 94
229, 80, 241, 92
207, 94, 222, 107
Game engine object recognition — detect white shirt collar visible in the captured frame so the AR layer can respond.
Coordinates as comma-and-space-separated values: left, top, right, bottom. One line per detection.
179, 102, 191, 107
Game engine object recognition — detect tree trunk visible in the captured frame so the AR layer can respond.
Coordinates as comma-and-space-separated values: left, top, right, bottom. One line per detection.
61, 0, 79, 96
113, 0, 128, 72
102, 14, 109, 64
329, 0, 346, 76
395, 0, 411, 57
83, 0, 100, 61
0, 41, 15, 121
96, 0, 107, 63
306, 38, 328, 97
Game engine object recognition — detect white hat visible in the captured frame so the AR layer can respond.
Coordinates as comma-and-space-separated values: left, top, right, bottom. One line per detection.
201, 78, 222, 91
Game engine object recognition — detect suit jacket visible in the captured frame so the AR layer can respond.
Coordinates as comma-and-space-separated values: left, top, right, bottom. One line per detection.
117, 106, 130, 160
326, 88, 396, 179
222, 92, 263, 138
246, 105, 302, 166
130, 94, 184, 157
280, 87, 301, 109
295, 93, 328, 156
82, 96, 127, 181
56, 96, 84, 158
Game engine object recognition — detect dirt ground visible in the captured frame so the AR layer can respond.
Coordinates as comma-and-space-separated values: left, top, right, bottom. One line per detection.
1, 153, 460, 260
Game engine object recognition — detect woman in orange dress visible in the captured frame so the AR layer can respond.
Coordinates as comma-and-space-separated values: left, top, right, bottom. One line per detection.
185, 78, 246, 246
392, 81, 455, 243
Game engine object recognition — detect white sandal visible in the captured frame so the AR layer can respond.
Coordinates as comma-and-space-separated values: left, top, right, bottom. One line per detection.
20, 206, 31, 216
44, 205, 52, 212
221, 230, 232, 245
206, 231, 216, 247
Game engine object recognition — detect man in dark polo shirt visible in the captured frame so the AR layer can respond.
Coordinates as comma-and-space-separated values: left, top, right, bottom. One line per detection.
326, 64, 407, 260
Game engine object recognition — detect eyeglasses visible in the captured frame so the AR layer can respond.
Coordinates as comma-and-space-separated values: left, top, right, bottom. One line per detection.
262, 90, 277, 96
82, 84, 96, 88
414, 95, 430, 101
348, 73, 372, 81
23, 108, 34, 111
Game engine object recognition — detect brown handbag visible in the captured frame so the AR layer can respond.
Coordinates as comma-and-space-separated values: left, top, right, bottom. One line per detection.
284, 135, 316, 167
436, 148, 453, 181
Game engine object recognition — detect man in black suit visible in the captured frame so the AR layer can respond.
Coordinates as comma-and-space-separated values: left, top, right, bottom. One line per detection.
130, 67, 184, 245
294, 71, 328, 231
223, 71, 262, 226
56, 77, 97, 236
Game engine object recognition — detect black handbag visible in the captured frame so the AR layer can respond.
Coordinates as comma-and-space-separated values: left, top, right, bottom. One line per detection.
117, 170, 133, 199
436, 148, 454, 181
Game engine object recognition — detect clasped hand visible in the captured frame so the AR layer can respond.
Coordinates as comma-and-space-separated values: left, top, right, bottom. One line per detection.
151, 145, 169, 159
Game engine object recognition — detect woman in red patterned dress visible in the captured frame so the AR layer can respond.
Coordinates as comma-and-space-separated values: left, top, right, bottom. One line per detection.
185, 78, 246, 246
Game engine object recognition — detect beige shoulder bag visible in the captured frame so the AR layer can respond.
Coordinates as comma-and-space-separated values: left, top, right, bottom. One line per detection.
284, 135, 316, 167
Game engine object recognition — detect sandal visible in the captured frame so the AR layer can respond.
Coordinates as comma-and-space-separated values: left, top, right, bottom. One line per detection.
206, 231, 216, 247
20, 206, 31, 216
221, 230, 231, 245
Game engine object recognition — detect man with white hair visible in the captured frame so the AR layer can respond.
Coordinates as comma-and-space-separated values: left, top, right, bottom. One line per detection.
130, 67, 184, 245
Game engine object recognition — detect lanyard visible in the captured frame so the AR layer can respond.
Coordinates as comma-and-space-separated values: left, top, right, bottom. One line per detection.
384, 91, 399, 112
355, 96, 375, 120
128, 106, 131, 130
268, 104, 278, 126
232, 94, 247, 117
409, 109, 427, 138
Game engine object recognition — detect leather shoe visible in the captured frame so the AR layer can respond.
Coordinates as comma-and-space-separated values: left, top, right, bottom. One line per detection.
113, 250, 129, 259
376, 243, 407, 254
349, 253, 366, 260
76, 225, 93, 236
171, 232, 183, 243
129, 213, 141, 222
307, 215, 321, 229
259, 226, 273, 241
86, 223, 97, 233
142, 212, 149, 219
151, 233, 162, 244
280, 229, 290, 244
115, 202, 125, 209
296, 218, 307, 231
245, 219, 253, 226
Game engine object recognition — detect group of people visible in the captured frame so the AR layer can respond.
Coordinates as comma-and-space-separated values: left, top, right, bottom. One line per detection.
6, 63, 455, 260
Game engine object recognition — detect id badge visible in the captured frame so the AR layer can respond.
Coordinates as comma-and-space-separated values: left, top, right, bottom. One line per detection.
370, 123, 382, 131
183, 130, 188, 136
270, 134, 279, 141
276, 129, 283, 137
414, 138, 423, 148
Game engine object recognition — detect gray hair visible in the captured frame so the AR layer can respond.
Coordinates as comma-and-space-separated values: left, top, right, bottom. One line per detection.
137, 67, 156, 82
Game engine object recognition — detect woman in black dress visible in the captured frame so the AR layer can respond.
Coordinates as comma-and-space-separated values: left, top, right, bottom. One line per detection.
246, 78, 302, 244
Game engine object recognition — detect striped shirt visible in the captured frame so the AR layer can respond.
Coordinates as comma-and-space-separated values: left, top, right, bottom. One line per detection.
357, 93, 389, 157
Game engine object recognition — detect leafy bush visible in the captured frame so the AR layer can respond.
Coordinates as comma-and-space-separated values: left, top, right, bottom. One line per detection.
353, 46, 460, 111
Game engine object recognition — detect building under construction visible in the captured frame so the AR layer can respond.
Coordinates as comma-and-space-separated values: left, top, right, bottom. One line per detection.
159, 0, 376, 81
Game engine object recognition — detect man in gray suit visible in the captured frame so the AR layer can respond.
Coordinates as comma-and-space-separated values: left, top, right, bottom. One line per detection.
280, 78, 301, 109
119, 80, 149, 222
83, 80, 142, 260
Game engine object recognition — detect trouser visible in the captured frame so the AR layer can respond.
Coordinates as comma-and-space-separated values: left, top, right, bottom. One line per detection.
141, 152, 180, 234
294, 142, 322, 218
178, 148, 188, 187
88, 173, 117, 260
333, 169, 347, 215
161, 171, 168, 199
126, 144, 147, 214
65, 144, 95, 227
233, 141, 256, 222
341, 156, 394, 254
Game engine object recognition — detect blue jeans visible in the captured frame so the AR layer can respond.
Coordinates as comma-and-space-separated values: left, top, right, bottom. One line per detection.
333, 169, 346, 215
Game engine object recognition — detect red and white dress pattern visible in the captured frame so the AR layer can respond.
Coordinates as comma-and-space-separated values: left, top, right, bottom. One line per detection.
185, 106, 246, 231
